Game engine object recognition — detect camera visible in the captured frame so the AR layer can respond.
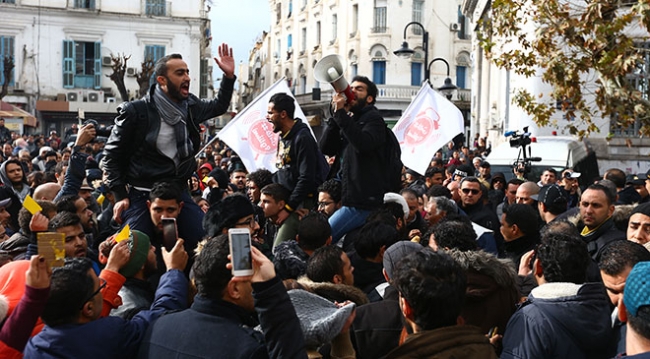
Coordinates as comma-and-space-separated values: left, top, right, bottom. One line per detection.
83, 119, 112, 138
506, 126, 532, 148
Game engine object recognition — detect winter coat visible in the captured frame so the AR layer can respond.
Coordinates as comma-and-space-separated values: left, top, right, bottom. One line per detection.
137, 276, 307, 359
501, 282, 613, 359
273, 118, 326, 211
320, 105, 388, 210
25, 269, 188, 359
385, 325, 497, 359
448, 249, 519, 336
351, 285, 403, 359
102, 78, 234, 201
581, 217, 626, 262
273, 239, 309, 280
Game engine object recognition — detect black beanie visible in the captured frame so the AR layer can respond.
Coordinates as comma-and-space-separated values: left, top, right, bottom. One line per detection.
203, 194, 254, 238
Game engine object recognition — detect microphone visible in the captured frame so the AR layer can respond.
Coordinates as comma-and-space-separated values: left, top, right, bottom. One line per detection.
528, 157, 543, 162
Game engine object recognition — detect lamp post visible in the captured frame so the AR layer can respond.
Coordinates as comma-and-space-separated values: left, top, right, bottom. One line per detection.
428, 58, 457, 100
393, 22, 458, 100
393, 22, 429, 81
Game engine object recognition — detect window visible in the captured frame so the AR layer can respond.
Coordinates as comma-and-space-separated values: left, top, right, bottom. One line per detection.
301, 28, 307, 53
411, 63, 422, 86
412, 0, 424, 35
316, 21, 321, 45
145, 45, 165, 86
300, 75, 306, 94
0, 36, 14, 86
0, 0, 16, 3
146, 0, 166, 16
458, 5, 469, 40
63, 40, 101, 89
611, 42, 650, 136
276, 3, 281, 23
373, 0, 387, 33
352, 5, 358, 34
351, 64, 358, 78
277, 39, 282, 59
331, 14, 337, 41
200, 58, 208, 99
373, 61, 386, 85
288, 0, 293, 17
456, 66, 466, 89
287, 34, 293, 50
74, 0, 95, 9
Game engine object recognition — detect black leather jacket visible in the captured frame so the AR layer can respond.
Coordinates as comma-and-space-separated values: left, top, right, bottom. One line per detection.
101, 77, 235, 201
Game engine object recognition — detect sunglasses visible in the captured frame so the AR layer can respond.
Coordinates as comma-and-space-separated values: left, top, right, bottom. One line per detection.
461, 188, 480, 195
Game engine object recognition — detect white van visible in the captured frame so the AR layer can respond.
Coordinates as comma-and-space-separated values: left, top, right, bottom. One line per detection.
485, 136, 600, 185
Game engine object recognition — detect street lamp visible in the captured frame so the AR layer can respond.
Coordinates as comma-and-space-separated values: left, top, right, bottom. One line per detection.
428, 58, 458, 100
393, 22, 458, 100
393, 22, 429, 81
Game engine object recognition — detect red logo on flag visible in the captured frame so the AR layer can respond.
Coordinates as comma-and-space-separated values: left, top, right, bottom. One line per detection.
404, 107, 440, 147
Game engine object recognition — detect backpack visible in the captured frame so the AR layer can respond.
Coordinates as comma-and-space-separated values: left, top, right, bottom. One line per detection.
384, 126, 403, 193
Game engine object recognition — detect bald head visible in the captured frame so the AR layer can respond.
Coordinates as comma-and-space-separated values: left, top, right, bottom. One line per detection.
516, 181, 540, 205
33, 182, 62, 201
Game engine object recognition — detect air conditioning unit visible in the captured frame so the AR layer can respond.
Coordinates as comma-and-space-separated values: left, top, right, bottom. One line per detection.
102, 56, 112, 67
450, 23, 461, 32
87, 91, 101, 102
126, 67, 137, 77
67, 92, 80, 102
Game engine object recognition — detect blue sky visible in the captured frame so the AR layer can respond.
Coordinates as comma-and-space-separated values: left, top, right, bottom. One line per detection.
209, 0, 271, 87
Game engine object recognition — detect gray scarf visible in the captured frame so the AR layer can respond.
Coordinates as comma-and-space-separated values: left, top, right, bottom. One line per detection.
153, 85, 193, 159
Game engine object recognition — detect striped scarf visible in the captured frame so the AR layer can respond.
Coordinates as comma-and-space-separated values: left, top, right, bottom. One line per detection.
153, 85, 193, 159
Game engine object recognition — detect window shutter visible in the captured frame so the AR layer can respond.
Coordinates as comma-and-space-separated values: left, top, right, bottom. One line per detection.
93, 41, 101, 89
63, 40, 75, 88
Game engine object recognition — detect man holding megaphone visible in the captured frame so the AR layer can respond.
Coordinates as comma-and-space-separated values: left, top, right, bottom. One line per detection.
319, 76, 393, 243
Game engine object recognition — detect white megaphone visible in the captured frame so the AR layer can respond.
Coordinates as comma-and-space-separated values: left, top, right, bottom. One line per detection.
314, 54, 355, 104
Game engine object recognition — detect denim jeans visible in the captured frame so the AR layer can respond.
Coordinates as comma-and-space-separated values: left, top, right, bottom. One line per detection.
328, 206, 371, 244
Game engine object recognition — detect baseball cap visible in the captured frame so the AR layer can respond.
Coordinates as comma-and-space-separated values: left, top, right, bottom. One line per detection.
627, 174, 645, 186
532, 184, 567, 205
562, 171, 581, 179
624, 261, 650, 317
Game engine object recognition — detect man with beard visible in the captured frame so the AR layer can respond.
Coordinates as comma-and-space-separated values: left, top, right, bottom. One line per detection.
320, 76, 392, 242
55, 194, 97, 250
266, 92, 326, 246
0, 159, 30, 202
101, 44, 235, 256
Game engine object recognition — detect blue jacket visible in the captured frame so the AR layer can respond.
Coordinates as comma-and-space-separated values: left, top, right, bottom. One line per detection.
137, 276, 307, 359
24, 269, 188, 359
502, 282, 613, 359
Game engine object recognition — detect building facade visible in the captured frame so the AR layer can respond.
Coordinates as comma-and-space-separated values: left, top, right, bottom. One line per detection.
0, 0, 213, 136
237, 0, 472, 137
462, 0, 650, 173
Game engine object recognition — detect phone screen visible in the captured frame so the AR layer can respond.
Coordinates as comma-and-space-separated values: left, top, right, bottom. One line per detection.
162, 218, 177, 252
230, 232, 252, 272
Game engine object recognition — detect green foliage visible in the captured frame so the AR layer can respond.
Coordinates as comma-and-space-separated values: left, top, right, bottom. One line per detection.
478, 0, 650, 137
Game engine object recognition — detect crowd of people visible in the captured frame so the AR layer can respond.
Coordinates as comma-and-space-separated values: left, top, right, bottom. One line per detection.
1, 44, 650, 359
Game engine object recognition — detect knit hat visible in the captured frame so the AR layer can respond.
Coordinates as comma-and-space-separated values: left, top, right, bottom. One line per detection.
203, 194, 255, 238
384, 192, 409, 221
288, 289, 356, 347
120, 230, 151, 277
208, 168, 229, 190
631, 203, 650, 218
383, 241, 423, 280
624, 261, 650, 317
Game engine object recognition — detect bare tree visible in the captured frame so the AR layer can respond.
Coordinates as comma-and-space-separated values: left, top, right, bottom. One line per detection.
106, 53, 130, 102
0, 56, 15, 101
136, 58, 155, 98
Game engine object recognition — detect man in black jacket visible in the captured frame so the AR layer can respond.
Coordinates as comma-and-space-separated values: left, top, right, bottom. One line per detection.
101, 44, 235, 253
267, 92, 325, 247
138, 233, 307, 358
579, 183, 625, 262
320, 76, 390, 243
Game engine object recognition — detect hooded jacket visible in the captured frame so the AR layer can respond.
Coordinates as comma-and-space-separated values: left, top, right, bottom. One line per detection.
448, 249, 519, 336
385, 325, 497, 359
320, 105, 388, 210
501, 282, 613, 359
273, 118, 325, 211
0, 160, 29, 204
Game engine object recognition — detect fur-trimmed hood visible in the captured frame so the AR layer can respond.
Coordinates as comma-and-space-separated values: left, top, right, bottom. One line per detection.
447, 249, 518, 289
297, 277, 369, 306
564, 204, 636, 232
0, 294, 7, 322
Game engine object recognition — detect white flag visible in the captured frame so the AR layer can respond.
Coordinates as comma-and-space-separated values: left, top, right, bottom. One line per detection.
392, 84, 464, 175
218, 78, 309, 173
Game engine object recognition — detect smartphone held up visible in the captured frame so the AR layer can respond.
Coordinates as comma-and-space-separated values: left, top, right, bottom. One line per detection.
162, 218, 178, 252
229, 228, 253, 277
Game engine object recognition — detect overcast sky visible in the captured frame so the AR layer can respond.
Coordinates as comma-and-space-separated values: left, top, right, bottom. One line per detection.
209, 0, 271, 86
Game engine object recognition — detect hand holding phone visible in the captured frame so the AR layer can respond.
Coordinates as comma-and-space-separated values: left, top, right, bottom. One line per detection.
229, 228, 253, 277
162, 218, 178, 252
